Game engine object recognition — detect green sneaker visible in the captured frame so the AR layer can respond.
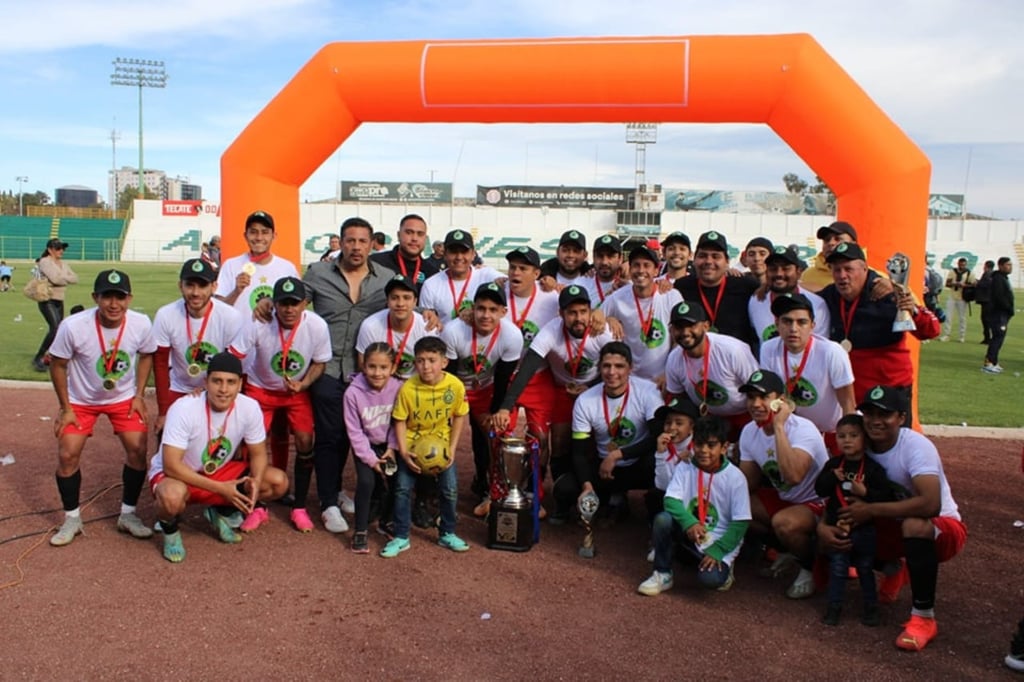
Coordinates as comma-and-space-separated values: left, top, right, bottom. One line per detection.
204, 507, 242, 544
162, 531, 186, 563
380, 537, 410, 558
438, 532, 470, 552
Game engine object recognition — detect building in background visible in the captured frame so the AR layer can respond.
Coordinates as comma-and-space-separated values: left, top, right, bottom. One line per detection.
108, 166, 166, 204
165, 176, 202, 201
55, 185, 99, 208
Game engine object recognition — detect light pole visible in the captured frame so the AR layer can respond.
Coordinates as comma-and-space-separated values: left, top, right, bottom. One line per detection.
110, 58, 167, 200
16, 176, 27, 216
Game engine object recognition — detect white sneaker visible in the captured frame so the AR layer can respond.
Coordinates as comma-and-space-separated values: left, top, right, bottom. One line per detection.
786, 568, 815, 599
338, 490, 356, 515
982, 364, 1002, 374
321, 506, 349, 533
50, 516, 83, 547
638, 570, 674, 596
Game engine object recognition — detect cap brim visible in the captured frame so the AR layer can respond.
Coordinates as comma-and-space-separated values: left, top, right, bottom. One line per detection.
856, 399, 904, 413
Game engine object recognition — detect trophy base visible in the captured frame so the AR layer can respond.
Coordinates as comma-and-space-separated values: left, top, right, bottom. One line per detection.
486, 505, 534, 552
892, 319, 917, 332
578, 544, 596, 559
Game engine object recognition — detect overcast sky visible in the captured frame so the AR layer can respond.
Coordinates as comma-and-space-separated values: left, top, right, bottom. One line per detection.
1, 0, 1022, 218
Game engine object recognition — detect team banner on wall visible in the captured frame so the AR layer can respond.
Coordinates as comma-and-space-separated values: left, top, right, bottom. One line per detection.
477, 185, 634, 209
340, 181, 452, 203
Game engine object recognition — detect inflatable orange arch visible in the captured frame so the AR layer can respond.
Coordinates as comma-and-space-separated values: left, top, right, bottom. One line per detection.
221, 34, 930, 419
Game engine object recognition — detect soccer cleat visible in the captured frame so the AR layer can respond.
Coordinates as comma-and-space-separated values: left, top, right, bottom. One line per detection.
717, 566, 735, 592
204, 507, 242, 544
351, 531, 370, 554
338, 490, 356, 515
823, 604, 842, 626
240, 506, 269, 532
290, 508, 314, 533
638, 570, 674, 596
896, 615, 938, 651
49, 516, 83, 547
1006, 618, 1024, 672
376, 520, 396, 539
321, 506, 349, 533
380, 537, 411, 558
786, 569, 816, 599
759, 551, 797, 578
162, 531, 186, 563
224, 511, 244, 529
438, 532, 470, 552
878, 560, 908, 604
117, 512, 154, 539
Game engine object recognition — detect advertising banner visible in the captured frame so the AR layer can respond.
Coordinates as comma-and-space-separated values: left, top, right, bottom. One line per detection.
161, 200, 202, 216
340, 181, 452, 203
476, 185, 634, 209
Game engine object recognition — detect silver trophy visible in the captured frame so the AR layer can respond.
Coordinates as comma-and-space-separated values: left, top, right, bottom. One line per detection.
577, 490, 600, 558
486, 437, 534, 551
496, 437, 531, 511
886, 252, 917, 332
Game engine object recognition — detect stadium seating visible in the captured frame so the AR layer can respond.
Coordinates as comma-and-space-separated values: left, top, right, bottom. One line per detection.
0, 217, 53, 260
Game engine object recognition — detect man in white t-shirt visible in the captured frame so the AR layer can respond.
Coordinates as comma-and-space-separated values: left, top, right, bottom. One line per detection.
818, 385, 966, 652
737, 369, 830, 600
148, 352, 288, 562
149, 258, 243, 435
748, 245, 830, 345
230, 277, 331, 533
47, 269, 157, 547
216, 210, 300, 320
539, 230, 591, 289
759, 293, 855, 451
419, 230, 501, 320
580, 235, 625, 307
355, 274, 436, 380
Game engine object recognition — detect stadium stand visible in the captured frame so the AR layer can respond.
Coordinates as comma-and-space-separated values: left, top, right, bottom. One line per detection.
0, 217, 53, 260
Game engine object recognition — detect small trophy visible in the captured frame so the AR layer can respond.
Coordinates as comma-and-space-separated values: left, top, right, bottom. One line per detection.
886, 253, 917, 332
577, 490, 600, 559
486, 437, 534, 552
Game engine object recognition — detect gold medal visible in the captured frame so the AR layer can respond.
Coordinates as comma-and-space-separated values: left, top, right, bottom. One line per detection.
241, 262, 256, 276
699, 402, 709, 416
840, 338, 853, 353
102, 377, 116, 391
187, 363, 202, 377
203, 460, 217, 475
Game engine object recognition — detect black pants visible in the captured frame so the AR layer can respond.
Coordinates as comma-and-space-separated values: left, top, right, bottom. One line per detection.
310, 374, 350, 511
553, 456, 655, 514
353, 446, 394, 533
986, 312, 1010, 365
35, 299, 64, 361
827, 525, 878, 606
979, 303, 992, 342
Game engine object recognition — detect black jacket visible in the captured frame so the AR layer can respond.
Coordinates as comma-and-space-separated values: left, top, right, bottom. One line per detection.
990, 271, 1015, 317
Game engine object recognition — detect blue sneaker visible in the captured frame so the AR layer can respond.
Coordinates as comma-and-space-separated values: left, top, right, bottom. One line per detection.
204, 507, 242, 544
438, 532, 470, 552
162, 531, 186, 563
380, 537, 410, 558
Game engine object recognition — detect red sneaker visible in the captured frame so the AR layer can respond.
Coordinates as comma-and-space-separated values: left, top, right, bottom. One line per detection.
895, 615, 938, 651
878, 560, 907, 604
240, 507, 269, 533
290, 508, 314, 533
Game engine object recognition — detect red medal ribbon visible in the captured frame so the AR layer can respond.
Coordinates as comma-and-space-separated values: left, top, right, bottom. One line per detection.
602, 383, 631, 441
277, 313, 303, 378
184, 300, 214, 362
386, 316, 413, 371
562, 326, 590, 378
596, 276, 618, 304
397, 255, 422, 285
683, 336, 712, 405
834, 456, 866, 507
697, 281, 727, 327
94, 311, 128, 378
782, 335, 814, 395
447, 273, 473, 319
666, 441, 678, 463
510, 285, 538, 330
697, 469, 715, 526
632, 287, 656, 340
839, 296, 861, 342
248, 251, 271, 264
471, 326, 501, 376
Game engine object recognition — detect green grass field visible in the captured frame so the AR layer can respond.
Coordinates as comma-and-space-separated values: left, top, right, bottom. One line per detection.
0, 260, 1020, 426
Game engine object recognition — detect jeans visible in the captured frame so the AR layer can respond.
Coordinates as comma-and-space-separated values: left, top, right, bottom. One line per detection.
650, 511, 731, 589
36, 299, 64, 361
827, 524, 878, 605
986, 312, 1010, 365
310, 374, 350, 510
393, 457, 458, 539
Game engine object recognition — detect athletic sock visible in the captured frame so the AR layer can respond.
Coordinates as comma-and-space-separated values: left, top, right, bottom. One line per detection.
65, 507, 82, 519
904, 537, 939, 612
120, 503, 136, 516
293, 451, 314, 507
121, 465, 146, 506
159, 517, 180, 535
911, 607, 936, 619
56, 470, 82, 512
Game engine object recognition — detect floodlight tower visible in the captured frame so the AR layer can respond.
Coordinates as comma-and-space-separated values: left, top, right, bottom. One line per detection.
625, 123, 658, 210
110, 58, 167, 199
16, 176, 28, 216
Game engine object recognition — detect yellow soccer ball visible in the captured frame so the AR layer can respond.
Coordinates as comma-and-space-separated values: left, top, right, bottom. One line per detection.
410, 433, 453, 475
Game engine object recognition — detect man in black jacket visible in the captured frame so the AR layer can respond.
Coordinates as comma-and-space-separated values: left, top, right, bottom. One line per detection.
983, 257, 1015, 373
974, 260, 995, 344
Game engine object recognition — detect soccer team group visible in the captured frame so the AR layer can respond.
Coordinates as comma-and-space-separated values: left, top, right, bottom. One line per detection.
43, 210, 969, 652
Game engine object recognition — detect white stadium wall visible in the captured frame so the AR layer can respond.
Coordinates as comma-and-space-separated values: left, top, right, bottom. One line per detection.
121, 200, 1024, 286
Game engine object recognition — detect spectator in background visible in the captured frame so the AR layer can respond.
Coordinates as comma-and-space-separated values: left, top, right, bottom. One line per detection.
320, 235, 341, 262
983, 257, 1015, 374
923, 253, 945, 326
0, 260, 13, 292
372, 232, 388, 252
975, 260, 995, 344
207, 235, 222, 268
740, 237, 774, 287
428, 240, 446, 270
941, 257, 974, 342
33, 238, 78, 372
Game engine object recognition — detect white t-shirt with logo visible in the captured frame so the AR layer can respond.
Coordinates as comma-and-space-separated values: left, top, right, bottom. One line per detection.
739, 414, 829, 504
654, 436, 692, 491
217, 253, 299, 315
665, 332, 759, 417
148, 393, 266, 479
230, 311, 332, 391
148, 299, 244, 393
600, 284, 683, 381
527, 317, 615, 387
759, 335, 854, 433
571, 376, 662, 464
868, 428, 960, 521
503, 283, 560, 354
748, 288, 831, 345
355, 309, 437, 380
49, 308, 156, 406
441, 317, 523, 391
665, 460, 752, 563
579, 276, 620, 308
419, 267, 501, 320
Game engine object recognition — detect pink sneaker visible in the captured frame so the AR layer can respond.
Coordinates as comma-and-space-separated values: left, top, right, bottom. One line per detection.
240, 507, 269, 533
290, 508, 314, 533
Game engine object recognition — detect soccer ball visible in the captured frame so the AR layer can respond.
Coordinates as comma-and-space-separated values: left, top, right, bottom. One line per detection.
410, 433, 453, 475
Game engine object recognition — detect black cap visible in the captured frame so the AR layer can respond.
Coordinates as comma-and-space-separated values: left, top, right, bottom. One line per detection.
655, 395, 700, 422
273, 276, 306, 302
696, 230, 728, 253
825, 241, 866, 264
661, 232, 691, 249
816, 221, 858, 241
474, 282, 506, 307
770, 292, 815, 319
745, 237, 774, 251
593, 234, 623, 254
628, 245, 660, 265
739, 369, 787, 396
93, 269, 132, 295
505, 246, 541, 269
207, 351, 243, 377
385, 274, 418, 296
558, 284, 591, 309
46, 238, 70, 250
670, 300, 707, 325
766, 244, 804, 268
444, 229, 474, 250
559, 230, 586, 250
857, 385, 908, 413
246, 210, 275, 231
179, 258, 217, 283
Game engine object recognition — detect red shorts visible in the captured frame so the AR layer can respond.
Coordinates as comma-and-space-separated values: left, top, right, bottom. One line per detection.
756, 486, 824, 519
150, 460, 248, 507
63, 399, 147, 437
245, 384, 314, 434
514, 369, 557, 435
466, 385, 495, 416
874, 515, 968, 563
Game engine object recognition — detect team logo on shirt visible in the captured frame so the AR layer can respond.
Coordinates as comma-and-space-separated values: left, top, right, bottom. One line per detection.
761, 324, 778, 341
611, 417, 637, 446
761, 458, 794, 493
185, 341, 218, 369
520, 320, 540, 347
461, 354, 492, 376
443, 388, 455, 405
95, 350, 131, 381
790, 377, 819, 406
270, 349, 306, 377
249, 284, 273, 311
201, 437, 234, 474
692, 378, 729, 406
686, 497, 720, 531
396, 353, 416, 378
564, 356, 595, 378
644, 319, 668, 349
451, 299, 474, 319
